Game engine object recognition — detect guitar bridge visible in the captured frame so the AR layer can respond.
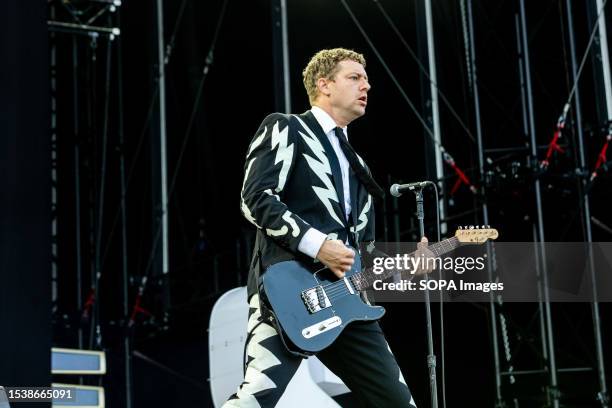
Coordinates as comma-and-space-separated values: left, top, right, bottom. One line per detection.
301, 286, 331, 313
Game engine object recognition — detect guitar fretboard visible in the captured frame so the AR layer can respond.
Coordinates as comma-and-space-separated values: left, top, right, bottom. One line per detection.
350, 237, 460, 291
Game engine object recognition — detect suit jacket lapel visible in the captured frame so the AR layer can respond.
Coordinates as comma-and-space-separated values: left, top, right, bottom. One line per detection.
299, 111, 348, 226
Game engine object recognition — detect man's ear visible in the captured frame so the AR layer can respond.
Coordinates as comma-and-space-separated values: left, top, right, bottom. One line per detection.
316, 77, 331, 97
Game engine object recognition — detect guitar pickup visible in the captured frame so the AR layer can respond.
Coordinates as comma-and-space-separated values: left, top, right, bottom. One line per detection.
301, 286, 331, 314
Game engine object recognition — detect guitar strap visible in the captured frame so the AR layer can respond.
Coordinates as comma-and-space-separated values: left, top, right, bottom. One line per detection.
254, 234, 287, 341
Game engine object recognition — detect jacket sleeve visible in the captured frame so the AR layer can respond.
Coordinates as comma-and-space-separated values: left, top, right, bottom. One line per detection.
240, 113, 313, 253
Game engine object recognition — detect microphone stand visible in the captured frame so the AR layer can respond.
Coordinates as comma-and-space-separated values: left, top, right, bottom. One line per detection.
412, 185, 439, 408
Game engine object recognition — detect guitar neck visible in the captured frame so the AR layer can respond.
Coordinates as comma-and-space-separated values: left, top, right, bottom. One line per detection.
351, 237, 461, 291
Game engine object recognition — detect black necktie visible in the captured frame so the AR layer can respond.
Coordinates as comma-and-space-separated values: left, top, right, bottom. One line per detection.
334, 127, 384, 199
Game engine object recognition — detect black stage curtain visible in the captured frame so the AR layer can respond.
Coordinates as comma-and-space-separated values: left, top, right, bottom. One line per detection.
0, 0, 51, 403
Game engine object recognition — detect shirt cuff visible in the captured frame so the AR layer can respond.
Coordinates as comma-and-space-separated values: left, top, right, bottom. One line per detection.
297, 228, 328, 259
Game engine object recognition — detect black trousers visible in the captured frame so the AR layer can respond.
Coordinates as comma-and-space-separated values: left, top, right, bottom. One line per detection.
224, 294, 417, 408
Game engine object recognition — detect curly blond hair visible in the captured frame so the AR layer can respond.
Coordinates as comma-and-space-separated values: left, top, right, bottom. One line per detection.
302, 48, 366, 105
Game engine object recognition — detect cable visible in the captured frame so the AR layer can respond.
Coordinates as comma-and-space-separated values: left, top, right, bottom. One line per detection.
339, 0, 434, 143
115, 8, 134, 407
133, 351, 210, 391
95, 31, 113, 348
340, 0, 477, 196
540, 0, 609, 167
565, 0, 609, 111
82, 22, 114, 351
101, 0, 188, 268
459, 0, 472, 95
372, 0, 476, 144
129, 0, 231, 326
76, 0, 191, 348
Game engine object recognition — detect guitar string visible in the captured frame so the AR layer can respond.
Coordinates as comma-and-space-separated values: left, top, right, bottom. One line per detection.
325, 267, 424, 301
316, 237, 467, 302
303, 234, 492, 311
324, 264, 419, 296
321, 234, 492, 304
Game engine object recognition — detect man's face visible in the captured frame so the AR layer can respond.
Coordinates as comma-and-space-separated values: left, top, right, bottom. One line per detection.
326, 60, 371, 122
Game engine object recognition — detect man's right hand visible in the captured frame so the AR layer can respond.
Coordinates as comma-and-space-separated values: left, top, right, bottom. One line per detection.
316, 239, 355, 279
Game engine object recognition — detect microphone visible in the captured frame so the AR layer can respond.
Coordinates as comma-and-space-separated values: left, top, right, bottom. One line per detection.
389, 181, 430, 197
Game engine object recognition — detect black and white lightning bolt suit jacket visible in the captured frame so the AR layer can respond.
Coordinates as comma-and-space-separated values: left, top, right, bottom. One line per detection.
241, 110, 376, 298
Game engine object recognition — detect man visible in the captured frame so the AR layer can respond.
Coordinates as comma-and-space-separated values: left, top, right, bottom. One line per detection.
227, 48, 422, 407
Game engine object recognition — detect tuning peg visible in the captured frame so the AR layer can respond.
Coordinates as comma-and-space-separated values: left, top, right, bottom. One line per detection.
476, 226, 480, 229
458, 226, 462, 230
469, 226, 474, 230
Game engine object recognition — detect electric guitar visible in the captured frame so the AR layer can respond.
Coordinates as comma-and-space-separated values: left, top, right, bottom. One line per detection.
261, 226, 499, 356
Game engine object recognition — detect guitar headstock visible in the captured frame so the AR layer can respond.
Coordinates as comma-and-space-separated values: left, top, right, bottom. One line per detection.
455, 225, 499, 243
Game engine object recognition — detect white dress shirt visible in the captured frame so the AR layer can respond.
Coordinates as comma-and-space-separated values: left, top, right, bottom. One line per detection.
297, 106, 352, 259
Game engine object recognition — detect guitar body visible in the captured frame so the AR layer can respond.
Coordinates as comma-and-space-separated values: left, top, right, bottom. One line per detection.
260, 227, 500, 355
261, 255, 385, 356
